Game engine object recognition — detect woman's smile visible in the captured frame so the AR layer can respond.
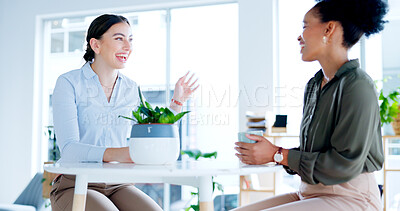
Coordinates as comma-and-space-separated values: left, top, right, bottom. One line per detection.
116, 53, 128, 63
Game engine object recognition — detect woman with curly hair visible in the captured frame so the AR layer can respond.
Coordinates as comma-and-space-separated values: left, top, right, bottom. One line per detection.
234, 0, 388, 210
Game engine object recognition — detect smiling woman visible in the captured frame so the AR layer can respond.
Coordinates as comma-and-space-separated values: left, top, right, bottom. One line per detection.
50, 14, 197, 211
234, 0, 388, 210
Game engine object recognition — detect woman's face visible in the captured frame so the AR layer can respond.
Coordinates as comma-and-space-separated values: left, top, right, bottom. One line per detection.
298, 9, 327, 61
96, 22, 133, 69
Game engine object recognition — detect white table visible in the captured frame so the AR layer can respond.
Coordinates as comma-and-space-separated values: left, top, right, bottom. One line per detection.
44, 160, 282, 211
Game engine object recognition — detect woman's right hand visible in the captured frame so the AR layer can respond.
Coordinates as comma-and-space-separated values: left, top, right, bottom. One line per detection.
234, 134, 278, 165
103, 147, 133, 163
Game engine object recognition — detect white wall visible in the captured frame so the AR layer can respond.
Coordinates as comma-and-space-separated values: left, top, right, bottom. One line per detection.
0, 0, 275, 203
0, 0, 37, 204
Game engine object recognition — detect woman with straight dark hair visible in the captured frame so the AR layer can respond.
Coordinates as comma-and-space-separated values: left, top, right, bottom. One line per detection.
234, 0, 388, 210
50, 14, 198, 210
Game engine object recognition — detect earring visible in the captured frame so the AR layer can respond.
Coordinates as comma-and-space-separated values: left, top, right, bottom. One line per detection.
323, 36, 327, 44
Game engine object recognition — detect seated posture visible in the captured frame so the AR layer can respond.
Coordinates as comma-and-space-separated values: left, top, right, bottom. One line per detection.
234, 0, 387, 210
50, 14, 198, 211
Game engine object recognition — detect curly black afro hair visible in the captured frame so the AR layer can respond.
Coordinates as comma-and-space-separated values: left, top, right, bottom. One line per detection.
313, 0, 388, 48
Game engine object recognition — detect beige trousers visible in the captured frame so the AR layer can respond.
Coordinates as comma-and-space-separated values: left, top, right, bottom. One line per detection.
233, 173, 381, 211
50, 175, 162, 211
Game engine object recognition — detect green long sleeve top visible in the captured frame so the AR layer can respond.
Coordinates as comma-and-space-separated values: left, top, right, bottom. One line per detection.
286, 59, 384, 185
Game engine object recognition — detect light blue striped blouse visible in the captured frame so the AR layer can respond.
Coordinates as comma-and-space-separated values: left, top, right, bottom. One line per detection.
52, 62, 140, 162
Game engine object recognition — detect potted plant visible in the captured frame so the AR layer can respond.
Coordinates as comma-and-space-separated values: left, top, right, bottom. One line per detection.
119, 87, 189, 164
379, 87, 400, 135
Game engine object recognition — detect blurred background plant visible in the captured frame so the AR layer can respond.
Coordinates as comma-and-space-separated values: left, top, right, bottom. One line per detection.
377, 76, 400, 135
180, 149, 222, 211
45, 126, 60, 162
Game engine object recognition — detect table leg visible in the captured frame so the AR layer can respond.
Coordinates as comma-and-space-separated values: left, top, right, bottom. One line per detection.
198, 176, 214, 211
163, 183, 170, 211
72, 174, 88, 211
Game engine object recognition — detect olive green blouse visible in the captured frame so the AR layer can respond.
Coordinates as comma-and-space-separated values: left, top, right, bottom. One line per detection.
286, 59, 384, 185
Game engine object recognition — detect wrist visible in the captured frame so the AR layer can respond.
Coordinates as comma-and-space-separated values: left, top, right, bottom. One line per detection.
103, 148, 112, 162
171, 98, 183, 106
172, 94, 185, 102
103, 147, 132, 163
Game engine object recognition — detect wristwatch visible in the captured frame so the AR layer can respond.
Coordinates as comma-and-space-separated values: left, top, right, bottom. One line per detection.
273, 147, 283, 163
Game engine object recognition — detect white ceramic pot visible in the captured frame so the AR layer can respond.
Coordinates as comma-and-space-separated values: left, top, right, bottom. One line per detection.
129, 124, 180, 165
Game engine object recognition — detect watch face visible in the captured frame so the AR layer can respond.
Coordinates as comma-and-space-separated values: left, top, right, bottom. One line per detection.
274, 153, 283, 163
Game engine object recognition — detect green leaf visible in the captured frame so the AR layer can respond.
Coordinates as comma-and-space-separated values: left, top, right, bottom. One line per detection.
159, 112, 173, 124
145, 101, 154, 111
153, 113, 160, 122
213, 181, 224, 192
41, 178, 46, 183
181, 150, 202, 160
202, 152, 218, 159
181, 150, 193, 157
164, 107, 175, 118
118, 115, 136, 121
141, 118, 150, 124
182, 150, 218, 160
379, 91, 385, 100
138, 86, 146, 107
132, 111, 142, 123
140, 107, 152, 117
389, 91, 400, 101
159, 108, 175, 123
174, 111, 190, 122
190, 205, 199, 211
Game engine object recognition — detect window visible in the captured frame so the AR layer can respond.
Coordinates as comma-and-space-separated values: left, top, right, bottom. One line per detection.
277, 0, 319, 135
170, 3, 239, 158
169, 4, 239, 200
122, 10, 167, 90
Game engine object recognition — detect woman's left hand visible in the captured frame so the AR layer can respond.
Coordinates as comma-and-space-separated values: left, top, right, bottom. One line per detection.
235, 134, 279, 165
172, 71, 199, 104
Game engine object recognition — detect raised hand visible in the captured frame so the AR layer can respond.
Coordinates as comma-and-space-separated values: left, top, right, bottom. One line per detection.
172, 71, 199, 104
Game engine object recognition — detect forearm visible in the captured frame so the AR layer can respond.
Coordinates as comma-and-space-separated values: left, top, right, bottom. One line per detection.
169, 102, 182, 113
103, 147, 133, 163
169, 95, 184, 113
58, 141, 107, 162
